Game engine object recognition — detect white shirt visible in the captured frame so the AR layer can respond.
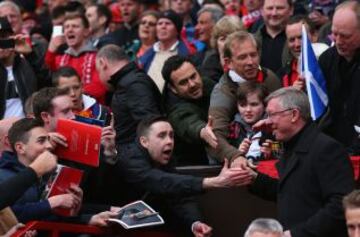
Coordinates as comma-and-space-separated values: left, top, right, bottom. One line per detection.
4, 66, 24, 118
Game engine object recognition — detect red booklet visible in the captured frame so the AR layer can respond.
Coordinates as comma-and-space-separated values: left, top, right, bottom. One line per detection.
55, 118, 102, 167
42, 165, 83, 216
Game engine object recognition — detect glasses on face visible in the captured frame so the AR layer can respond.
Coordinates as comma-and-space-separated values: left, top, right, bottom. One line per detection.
266, 108, 294, 119
140, 20, 156, 27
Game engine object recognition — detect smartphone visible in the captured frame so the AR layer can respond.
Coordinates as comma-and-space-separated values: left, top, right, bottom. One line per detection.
52, 25, 63, 37
104, 112, 112, 126
0, 39, 15, 49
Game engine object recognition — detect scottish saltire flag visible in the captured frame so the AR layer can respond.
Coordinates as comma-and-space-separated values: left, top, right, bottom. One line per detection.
300, 25, 328, 120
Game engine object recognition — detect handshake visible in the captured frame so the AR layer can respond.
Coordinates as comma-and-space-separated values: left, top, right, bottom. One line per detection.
202, 159, 257, 189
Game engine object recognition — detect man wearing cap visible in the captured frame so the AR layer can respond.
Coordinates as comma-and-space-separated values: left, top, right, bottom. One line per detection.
0, 17, 38, 119
139, 10, 194, 92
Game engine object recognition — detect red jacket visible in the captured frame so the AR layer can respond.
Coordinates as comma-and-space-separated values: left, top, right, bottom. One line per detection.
45, 44, 107, 103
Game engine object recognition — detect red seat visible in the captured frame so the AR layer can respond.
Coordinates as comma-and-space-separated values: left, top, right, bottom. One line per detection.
257, 156, 360, 180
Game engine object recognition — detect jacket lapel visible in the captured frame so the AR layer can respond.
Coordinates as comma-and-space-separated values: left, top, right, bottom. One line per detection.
277, 153, 300, 188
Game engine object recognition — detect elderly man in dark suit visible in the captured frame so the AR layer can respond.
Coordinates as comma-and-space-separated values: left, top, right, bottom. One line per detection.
243, 88, 354, 237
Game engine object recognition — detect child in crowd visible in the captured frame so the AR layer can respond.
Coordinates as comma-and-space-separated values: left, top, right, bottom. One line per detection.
228, 81, 274, 164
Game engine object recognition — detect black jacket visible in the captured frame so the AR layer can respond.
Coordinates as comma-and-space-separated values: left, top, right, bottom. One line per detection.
250, 123, 354, 237
109, 62, 162, 144
116, 142, 204, 233
319, 47, 360, 152
0, 54, 37, 119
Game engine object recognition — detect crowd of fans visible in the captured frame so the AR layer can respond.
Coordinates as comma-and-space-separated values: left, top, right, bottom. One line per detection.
0, 0, 360, 236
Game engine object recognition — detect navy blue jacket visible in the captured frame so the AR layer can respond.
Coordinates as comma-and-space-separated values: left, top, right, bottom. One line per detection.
0, 151, 52, 223
139, 40, 191, 72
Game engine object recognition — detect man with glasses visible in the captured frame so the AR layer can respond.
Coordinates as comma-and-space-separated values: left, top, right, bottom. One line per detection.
242, 88, 354, 237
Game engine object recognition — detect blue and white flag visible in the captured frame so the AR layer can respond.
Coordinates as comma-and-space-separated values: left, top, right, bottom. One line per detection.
300, 24, 328, 120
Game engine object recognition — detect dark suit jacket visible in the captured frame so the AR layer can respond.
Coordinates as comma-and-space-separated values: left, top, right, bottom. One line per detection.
250, 123, 354, 237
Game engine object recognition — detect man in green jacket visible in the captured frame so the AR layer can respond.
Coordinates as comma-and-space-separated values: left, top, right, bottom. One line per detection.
162, 55, 217, 165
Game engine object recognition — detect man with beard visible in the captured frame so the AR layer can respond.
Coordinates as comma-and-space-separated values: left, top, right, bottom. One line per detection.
162, 55, 217, 165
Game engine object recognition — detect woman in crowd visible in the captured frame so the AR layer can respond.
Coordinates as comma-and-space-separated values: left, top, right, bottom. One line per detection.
126, 10, 160, 60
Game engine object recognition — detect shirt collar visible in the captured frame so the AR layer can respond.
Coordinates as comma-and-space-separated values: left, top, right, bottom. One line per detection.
229, 70, 247, 83
153, 40, 179, 52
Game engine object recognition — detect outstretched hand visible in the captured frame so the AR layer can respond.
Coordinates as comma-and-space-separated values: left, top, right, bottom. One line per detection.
216, 159, 255, 187
200, 116, 218, 149
252, 119, 272, 134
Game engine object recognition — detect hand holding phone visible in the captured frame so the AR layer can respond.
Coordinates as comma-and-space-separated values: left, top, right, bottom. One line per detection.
0, 38, 15, 49
52, 25, 63, 37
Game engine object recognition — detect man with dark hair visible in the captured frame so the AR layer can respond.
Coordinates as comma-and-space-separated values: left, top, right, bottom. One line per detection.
240, 88, 354, 237
117, 115, 254, 236
343, 190, 360, 237
32, 86, 117, 203
162, 55, 216, 165
96, 44, 162, 149
85, 4, 112, 47
0, 118, 82, 223
254, 0, 293, 72
52, 66, 109, 121
0, 117, 119, 227
32, 87, 74, 133
46, 13, 107, 103
32, 86, 116, 160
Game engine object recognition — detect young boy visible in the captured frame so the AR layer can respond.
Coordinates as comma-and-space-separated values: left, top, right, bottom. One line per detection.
228, 81, 273, 164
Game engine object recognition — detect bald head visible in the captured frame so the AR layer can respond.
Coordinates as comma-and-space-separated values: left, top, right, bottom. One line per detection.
332, 1, 360, 61
0, 117, 20, 154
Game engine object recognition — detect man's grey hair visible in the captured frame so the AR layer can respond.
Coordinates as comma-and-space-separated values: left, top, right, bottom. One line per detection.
244, 218, 284, 237
197, 7, 224, 23
265, 87, 311, 121
96, 44, 130, 62
0, 1, 21, 15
